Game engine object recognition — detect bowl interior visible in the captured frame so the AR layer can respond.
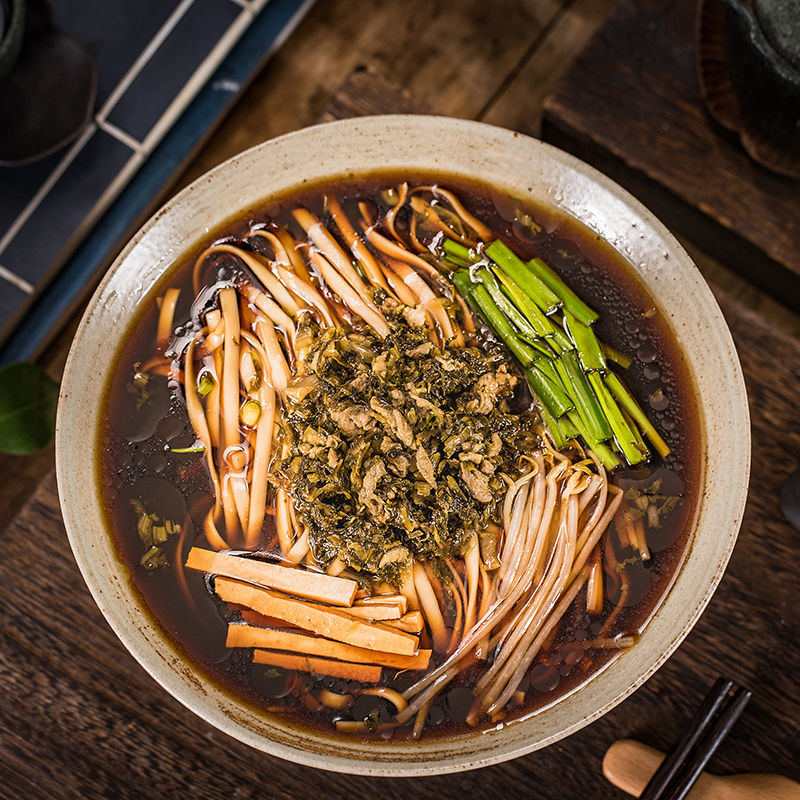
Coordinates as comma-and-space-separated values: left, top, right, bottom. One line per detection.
55, 115, 750, 775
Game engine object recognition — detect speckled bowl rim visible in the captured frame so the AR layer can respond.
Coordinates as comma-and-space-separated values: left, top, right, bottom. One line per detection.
56, 115, 750, 776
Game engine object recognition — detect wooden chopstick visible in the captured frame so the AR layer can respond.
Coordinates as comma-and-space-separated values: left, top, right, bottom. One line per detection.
661, 686, 752, 800
639, 678, 752, 800
639, 678, 733, 799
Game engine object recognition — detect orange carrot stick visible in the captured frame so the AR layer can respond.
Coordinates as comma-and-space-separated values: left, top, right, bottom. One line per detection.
228, 625, 431, 671
354, 594, 408, 615
185, 547, 357, 606
336, 603, 402, 621
382, 611, 425, 634
252, 649, 382, 683
214, 577, 419, 655
237, 608, 301, 629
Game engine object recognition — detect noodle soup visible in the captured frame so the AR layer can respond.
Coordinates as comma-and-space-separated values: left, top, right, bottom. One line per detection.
99, 174, 700, 740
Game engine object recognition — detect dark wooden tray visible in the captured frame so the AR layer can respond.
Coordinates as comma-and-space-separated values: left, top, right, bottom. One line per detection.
3, 70, 799, 798
541, 0, 800, 309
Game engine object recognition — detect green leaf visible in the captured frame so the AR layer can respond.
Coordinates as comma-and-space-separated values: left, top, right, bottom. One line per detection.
0, 362, 59, 455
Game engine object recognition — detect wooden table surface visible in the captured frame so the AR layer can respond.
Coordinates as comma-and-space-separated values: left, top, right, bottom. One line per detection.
541, 0, 800, 308
3, 1, 800, 797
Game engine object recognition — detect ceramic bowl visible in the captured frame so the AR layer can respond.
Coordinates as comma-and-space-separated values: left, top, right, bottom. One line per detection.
711, 0, 800, 175
55, 115, 750, 776
0, 0, 25, 81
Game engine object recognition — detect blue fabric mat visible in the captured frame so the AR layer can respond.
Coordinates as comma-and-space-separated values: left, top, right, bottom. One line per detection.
0, 0, 314, 366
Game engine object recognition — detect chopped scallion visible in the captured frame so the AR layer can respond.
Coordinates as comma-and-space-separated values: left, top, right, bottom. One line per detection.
170, 443, 206, 453
566, 410, 620, 471
523, 364, 572, 418
605, 372, 670, 458
526, 257, 599, 326
493, 267, 554, 338
588, 372, 645, 465
539, 403, 566, 449
601, 341, 633, 370
453, 236, 664, 469
473, 267, 538, 340
454, 272, 537, 368
564, 310, 606, 372
197, 371, 216, 397
560, 351, 612, 442
485, 240, 560, 313
443, 239, 479, 264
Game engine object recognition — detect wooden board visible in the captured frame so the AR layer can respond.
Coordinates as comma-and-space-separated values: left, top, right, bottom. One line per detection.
3, 65, 800, 797
177, 0, 565, 189
541, 0, 800, 309
314, 66, 430, 122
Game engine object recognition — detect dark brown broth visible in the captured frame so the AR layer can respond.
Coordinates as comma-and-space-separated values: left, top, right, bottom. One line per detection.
99, 173, 702, 741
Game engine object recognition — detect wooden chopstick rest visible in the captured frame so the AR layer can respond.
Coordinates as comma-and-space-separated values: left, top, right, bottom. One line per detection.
603, 739, 800, 799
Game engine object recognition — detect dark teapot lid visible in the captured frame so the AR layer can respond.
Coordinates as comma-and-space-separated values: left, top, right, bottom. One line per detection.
755, 0, 800, 70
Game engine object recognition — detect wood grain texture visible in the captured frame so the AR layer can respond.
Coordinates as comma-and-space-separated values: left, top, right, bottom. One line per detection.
2, 277, 799, 799
314, 66, 431, 122
3, 1, 800, 793
178, 0, 565, 190
541, 0, 800, 308
481, 0, 616, 136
